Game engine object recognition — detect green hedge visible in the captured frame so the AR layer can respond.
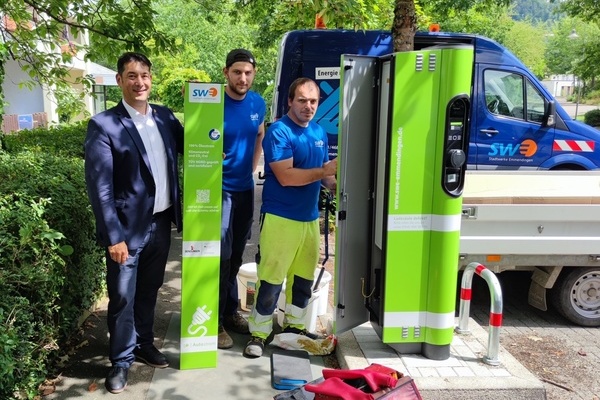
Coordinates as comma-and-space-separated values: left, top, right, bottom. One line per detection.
0, 123, 105, 399
0, 195, 68, 399
1, 122, 86, 158
584, 109, 600, 128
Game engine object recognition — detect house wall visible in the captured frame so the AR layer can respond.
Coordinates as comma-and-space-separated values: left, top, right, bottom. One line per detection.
3, 57, 105, 127
541, 74, 578, 98
3, 59, 46, 115
1, 13, 115, 132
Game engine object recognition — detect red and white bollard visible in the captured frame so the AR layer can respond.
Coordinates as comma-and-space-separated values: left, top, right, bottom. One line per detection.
455, 262, 503, 366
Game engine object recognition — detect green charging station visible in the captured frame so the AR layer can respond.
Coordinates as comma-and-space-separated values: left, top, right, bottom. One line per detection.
334, 46, 473, 360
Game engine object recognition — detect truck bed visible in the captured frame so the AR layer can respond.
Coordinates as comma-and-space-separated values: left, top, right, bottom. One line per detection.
460, 171, 600, 259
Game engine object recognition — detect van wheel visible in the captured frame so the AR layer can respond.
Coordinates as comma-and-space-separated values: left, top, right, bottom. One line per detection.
550, 268, 600, 327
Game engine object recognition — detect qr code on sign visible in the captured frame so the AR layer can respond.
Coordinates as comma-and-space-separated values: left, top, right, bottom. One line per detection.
196, 189, 210, 203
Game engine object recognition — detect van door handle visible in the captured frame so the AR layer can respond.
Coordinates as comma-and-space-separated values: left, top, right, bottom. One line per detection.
480, 128, 499, 136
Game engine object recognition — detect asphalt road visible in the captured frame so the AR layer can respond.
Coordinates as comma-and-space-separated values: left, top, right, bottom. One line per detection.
557, 98, 598, 119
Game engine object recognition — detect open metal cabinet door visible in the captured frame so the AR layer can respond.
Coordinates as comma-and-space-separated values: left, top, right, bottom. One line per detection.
334, 55, 380, 334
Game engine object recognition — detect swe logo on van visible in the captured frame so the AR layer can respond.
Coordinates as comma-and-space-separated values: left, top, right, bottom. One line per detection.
189, 83, 221, 103
488, 139, 538, 157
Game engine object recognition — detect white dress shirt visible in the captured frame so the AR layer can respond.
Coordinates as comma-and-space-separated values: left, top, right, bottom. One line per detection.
123, 100, 171, 214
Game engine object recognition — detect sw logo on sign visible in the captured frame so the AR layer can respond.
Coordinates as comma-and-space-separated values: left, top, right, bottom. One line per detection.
189, 83, 221, 103
192, 87, 218, 98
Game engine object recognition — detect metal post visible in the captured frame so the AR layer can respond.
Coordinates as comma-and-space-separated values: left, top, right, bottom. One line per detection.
455, 262, 503, 366
575, 76, 580, 120
456, 266, 475, 334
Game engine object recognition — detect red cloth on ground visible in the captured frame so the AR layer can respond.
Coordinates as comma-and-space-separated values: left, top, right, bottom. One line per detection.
304, 377, 375, 400
322, 368, 398, 392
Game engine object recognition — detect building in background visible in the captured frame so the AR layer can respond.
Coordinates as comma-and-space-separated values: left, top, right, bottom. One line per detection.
541, 74, 578, 99
1, 15, 116, 133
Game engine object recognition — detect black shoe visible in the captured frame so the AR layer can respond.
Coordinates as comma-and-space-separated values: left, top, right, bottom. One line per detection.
281, 326, 324, 340
133, 345, 169, 368
105, 366, 128, 394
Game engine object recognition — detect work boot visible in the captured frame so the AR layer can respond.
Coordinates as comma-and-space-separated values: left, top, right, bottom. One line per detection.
223, 312, 250, 334
218, 326, 234, 349
243, 336, 265, 358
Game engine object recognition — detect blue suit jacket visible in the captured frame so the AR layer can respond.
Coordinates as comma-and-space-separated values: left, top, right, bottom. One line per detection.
85, 101, 184, 252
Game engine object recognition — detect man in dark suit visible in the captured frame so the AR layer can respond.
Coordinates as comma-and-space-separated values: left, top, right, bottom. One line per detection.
84, 52, 183, 394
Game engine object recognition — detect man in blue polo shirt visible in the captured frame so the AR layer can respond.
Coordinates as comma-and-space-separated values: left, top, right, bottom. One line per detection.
218, 48, 266, 349
244, 77, 336, 358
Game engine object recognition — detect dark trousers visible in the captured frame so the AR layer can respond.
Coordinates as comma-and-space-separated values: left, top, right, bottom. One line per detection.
219, 189, 254, 323
106, 210, 172, 367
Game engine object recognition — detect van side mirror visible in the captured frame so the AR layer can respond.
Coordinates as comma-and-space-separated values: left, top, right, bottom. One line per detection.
543, 100, 556, 127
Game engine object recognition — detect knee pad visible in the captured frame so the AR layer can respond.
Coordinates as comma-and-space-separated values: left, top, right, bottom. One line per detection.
255, 280, 283, 315
291, 275, 313, 308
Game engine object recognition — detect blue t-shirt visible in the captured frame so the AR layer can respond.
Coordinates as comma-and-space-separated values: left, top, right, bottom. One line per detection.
222, 91, 266, 191
261, 115, 329, 222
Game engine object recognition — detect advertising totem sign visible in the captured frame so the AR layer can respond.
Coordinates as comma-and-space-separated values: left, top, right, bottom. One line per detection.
180, 82, 224, 369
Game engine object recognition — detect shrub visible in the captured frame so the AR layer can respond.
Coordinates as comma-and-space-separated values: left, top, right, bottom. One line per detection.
0, 195, 68, 399
583, 109, 600, 128
0, 129, 105, 398
0, 151, 105, 334
1, 121, 86, 158
156, 67, 211, 112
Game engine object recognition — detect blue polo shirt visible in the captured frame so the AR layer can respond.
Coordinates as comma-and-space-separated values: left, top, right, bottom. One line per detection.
222, 91, 266, 191
261, 115, 329, 222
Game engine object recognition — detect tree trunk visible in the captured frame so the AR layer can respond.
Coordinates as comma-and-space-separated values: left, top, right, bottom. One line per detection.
0, 58, 4, 128
392, 0, 417, 52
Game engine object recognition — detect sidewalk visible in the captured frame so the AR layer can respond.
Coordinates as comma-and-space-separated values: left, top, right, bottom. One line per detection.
46, 227, 545, 399
46, 171, 546, 399
46, 227, 328, 400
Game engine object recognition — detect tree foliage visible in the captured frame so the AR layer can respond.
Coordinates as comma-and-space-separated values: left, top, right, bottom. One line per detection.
558, 0, 600, 23
545, 18, 583, 75
424, 2, 513, 43
238, 0, 394, 49
545, 17, 600, 86
4, 0, 597, 124
393, 0, 512, 50
504, 20, 547, 78
423, 1, 549, 78
552, 0, 600, 91
512, 0, 561, 22
156, 67, 211, 113
0, 0, 174, 117
152, 0, 278, 96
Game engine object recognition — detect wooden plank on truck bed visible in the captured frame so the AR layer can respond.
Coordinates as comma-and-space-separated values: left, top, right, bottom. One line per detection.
463, 171, 600, 204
